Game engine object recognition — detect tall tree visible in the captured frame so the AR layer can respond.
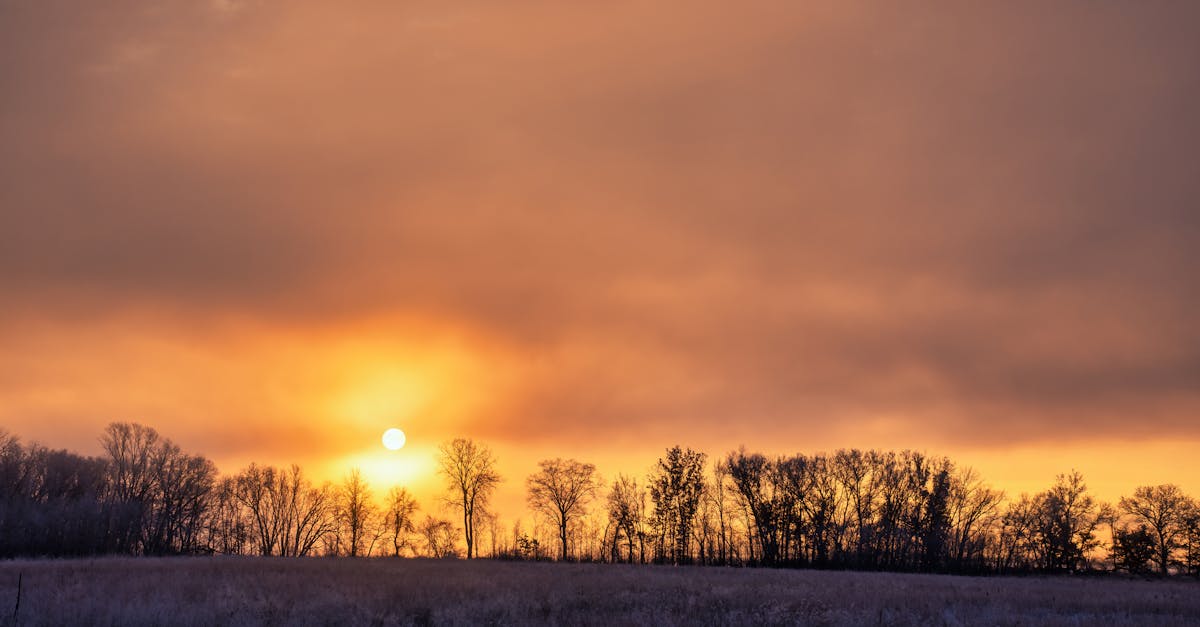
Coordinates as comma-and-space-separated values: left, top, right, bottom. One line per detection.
337, 468, 377, 557
384, 486, 420, 557
99, 422, 216, 555
1037, 470, 1103, 572
725, 448, 782, 565
232, 463, 335, 557
994, 493, 1039, 572
947, 467, 1004, 568
833, 449, 879, 566
205, 476, 248, 555
100, 422, 162, 554
1120, 484, 1196, 575
287, 468, 338, 557
0, 429, 23, 497
526, 458, 600, 561
1182, 509, 1200, 577
649, 446, 707, 564
914, 455, 954, 571
234, 464, 283, 556
147, 441, 216, 555
607, 474, 647, 563
708, 459, 733, 565
437, 438, 501, 559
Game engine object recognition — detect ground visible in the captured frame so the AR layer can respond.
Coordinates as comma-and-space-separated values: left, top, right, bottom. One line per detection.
1, 558, 1198, 626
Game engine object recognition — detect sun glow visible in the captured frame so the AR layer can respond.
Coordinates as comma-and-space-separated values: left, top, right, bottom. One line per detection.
332, 447, 438, 494
320, 321, 519, 439
382, 427, 406, 450
334, 367, 432, 429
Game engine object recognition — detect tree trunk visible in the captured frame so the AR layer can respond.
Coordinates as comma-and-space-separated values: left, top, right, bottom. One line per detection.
464, 509, 473, 559
560, 522, 568, 561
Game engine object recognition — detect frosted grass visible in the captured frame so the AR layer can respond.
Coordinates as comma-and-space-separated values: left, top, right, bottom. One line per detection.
1, 557, 1197, 626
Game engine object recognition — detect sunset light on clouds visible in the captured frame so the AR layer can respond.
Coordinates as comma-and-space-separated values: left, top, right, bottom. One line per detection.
2, 0, 1199, 520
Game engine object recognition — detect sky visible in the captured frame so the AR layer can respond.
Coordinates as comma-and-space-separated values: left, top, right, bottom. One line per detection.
2, 0, 1199, 516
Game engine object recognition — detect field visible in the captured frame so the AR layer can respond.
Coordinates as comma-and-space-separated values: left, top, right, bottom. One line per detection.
1, 558, 1198, 626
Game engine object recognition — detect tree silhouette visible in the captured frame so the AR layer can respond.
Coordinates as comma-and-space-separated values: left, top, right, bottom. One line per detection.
725, 448, 781, 565
649, 446, 706, 565
233, 463, 336, 557
607, 474, 647, 563
526, 458, 600, 561
1037, 470, 1102, 572
917, 455, 954, 571
947, 467, 1004, 569
708, 459, 733, 565
337, 468, 378, 556
100, 422, 163, 554
384, 486, 420, 557
9, 421, 1200, 578
832, 449, 878, 568
1120, 484, 1196, 575
100, 422, 215, 555
1182, 510, 1200, 576
1112, 525, 1157, 574
418, 515, 457, 558
436, 438, 501, 559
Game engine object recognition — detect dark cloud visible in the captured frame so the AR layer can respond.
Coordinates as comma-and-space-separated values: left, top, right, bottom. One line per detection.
2, 0, 1199, 454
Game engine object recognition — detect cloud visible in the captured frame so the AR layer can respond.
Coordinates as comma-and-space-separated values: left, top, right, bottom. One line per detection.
1, 0, 1199, 465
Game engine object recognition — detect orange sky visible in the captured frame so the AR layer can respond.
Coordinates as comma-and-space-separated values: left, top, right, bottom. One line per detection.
2, 1, 1199, 518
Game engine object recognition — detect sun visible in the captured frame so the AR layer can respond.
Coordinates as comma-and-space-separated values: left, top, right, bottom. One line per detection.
381, 427, 406, 451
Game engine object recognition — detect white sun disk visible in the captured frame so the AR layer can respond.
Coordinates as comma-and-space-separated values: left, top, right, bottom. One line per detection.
382, 428, 406, 451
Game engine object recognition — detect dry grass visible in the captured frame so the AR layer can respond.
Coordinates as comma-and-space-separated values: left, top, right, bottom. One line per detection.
1, 558, 1198, 626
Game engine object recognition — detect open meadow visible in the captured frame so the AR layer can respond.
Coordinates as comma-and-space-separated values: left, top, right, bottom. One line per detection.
1, 558, 1198, 626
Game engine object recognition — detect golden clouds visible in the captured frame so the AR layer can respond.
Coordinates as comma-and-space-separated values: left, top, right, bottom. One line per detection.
0, 314, 520, 475
1, 0, 1199, 504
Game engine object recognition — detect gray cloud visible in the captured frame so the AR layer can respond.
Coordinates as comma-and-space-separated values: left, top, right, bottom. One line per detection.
2, 0, 1198, 454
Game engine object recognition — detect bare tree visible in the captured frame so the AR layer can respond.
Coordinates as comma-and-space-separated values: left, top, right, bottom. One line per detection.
290, 473, 338, 557
1120, 484, 1196, 575
101, 423, 160, 505
709, 459, 732, 565
0, 429, 24, 496
99, 422, 216, 555
947, 467, 1004, 567
234, 464, 282, 556
526, 458, 599, 561
384, 486, 420, 557
148, 441, 216, 555
725, 448, 781, 565
470, 510, 504, 558
337, 468, 377, 557
832, 449, 883, 567
231, 463, 335, 557
205, 476, 249, 555
419, 515, 457, 557
100, 422, 162, 554
436, 438, 501, 559
607, 474, 647, 563
1038, 470, 1103, 572
1182, 509, 1200, 576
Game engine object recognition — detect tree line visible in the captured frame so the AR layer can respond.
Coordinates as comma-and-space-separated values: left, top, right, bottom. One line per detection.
2, 424, 1199, 576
